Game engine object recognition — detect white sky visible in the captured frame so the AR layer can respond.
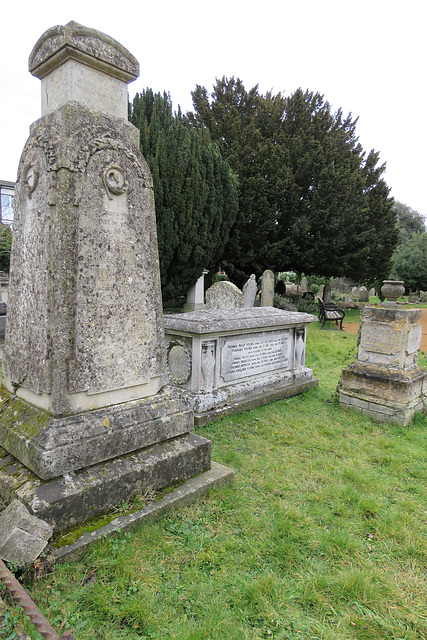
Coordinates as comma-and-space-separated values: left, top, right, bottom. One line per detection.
1, 0, 426, 216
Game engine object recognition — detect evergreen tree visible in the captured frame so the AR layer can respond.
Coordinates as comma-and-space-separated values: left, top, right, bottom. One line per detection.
190, 80, 398, 285
393, 232, 427, 291
130, 90, 238, 302
393, 200, 425, 243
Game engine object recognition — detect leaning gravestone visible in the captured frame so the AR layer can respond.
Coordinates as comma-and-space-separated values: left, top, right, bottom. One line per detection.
242, 274, 257, 308
205, 281, 244, 309
0, 22, 232, 532
261, 270, 275, 306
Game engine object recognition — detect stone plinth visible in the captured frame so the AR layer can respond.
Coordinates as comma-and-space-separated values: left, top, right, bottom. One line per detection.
164, 308, 318, 426
183, 270, 208, 312
340, 307, 427, 425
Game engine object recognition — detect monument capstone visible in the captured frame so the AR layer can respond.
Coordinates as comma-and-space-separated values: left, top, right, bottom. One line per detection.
0, 22, 233, 532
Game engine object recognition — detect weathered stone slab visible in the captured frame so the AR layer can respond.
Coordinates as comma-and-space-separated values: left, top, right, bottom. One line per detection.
205, 281, 244, 309
0, 500, 52, 564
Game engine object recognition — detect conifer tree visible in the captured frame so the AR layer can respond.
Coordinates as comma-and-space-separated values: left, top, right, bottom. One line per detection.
130, 90, 238, 302
190, 79, 398, 285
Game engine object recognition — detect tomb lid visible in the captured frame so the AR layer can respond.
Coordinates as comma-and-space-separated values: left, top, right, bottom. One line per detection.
164, 307, 317, 334
29, 21, 139, 83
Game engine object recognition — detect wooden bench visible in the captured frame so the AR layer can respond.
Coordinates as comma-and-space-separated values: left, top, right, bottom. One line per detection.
317, 297, 345, 330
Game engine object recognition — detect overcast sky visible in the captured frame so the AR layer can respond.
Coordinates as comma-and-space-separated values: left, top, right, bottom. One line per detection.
1, 0, 426, 216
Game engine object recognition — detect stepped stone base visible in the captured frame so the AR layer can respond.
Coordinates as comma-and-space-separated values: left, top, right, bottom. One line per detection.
0, 432, 212, 532
0, 387, 193, 480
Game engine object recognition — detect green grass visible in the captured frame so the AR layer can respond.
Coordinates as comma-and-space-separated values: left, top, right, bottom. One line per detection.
3, 324, 427, 640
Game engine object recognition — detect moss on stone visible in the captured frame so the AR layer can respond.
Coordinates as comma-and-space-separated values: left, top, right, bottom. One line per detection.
0, 390, 51, 439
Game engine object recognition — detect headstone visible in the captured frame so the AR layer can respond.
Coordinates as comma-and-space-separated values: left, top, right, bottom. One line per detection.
165, 308, 318, 426
261, 270, 275, 306
323, 282, 332, 303
358, 286, 369, 302
300, 276, 308, 293
242, 274, 257, 308
184, 269, 208, 312
352, 287, 359, 297
0, 500, 52, 564
205, 281, 244, 309
369, 288, 376, 298
0, 22, 232, 532
340, 307, 427, 425
344, 295, 352, 304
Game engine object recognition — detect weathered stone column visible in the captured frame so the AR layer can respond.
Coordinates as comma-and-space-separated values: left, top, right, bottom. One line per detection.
340, 306, 427, 425
0, 24, 233, 530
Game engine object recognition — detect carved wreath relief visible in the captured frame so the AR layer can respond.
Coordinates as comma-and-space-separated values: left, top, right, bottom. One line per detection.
103, 165, 128, 199
167, 340, 192, 385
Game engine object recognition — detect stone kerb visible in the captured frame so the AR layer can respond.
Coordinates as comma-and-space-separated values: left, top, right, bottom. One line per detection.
205, 281, 244, 309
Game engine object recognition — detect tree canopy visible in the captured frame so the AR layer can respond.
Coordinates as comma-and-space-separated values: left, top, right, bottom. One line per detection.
393, 200, 425, 243
130, 89, 238, 302
393, 232, 427, 291
189, 78, 398, 286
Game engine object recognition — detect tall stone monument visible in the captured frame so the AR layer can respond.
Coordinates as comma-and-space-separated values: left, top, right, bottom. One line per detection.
0, 22, 232, 531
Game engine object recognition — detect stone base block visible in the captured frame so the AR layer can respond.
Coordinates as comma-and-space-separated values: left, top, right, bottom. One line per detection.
341, 362, 427, 406
339, 390, 425, 426
190, 369, 318, 426
0, 386, 193, 480
0, 432, 211, 532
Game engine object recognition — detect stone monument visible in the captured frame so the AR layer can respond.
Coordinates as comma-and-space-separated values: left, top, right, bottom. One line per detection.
261, 270, 275, 306
0, 22, 232, 532
165, 308, 318, 426
242, 274, 257, 308
340, 306, 427, 425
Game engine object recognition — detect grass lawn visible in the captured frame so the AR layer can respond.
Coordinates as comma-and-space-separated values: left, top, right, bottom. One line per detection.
3, 322, 427, 640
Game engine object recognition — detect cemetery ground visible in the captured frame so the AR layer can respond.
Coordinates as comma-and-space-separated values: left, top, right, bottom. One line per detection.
2, 318, 427, 640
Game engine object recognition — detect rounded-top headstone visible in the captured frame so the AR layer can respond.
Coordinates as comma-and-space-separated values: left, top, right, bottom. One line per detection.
205, 281, 244, 309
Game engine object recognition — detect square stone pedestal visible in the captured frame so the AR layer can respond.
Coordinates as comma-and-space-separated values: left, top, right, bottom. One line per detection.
340, 306, 427, 425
